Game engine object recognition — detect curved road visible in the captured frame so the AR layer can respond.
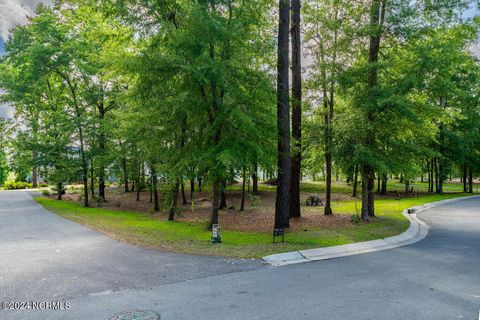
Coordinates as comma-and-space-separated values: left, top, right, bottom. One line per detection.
1, 191, 479, 319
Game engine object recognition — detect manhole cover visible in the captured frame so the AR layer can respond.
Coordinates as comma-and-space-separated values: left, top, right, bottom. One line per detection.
108, 310, 160, 320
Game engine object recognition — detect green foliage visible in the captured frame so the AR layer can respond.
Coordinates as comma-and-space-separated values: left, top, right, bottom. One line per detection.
0, 151, 8, 187
247, 194, 260, 208
93, 195, 105, 207
3, 181, 33, 190
351, 214, 360, 224
0, 119, 10, 186
0, 0, 480, 250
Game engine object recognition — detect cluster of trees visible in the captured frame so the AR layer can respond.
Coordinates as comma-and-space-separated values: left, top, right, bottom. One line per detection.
276, 0, 480, 224
0, 0, 479, 229
0, 0, 277, 227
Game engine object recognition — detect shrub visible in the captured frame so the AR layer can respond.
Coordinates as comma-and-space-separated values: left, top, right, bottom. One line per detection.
93, 195, 105, 207
41, 189, 51, 196
248, 194, 260, 208
3, 181, 33, 190
351, 214, 360, 224
305, 194, 323, 206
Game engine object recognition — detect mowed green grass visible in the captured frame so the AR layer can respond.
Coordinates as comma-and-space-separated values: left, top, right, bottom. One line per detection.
228, 179, 477, 195
390, 181, 477, 193
35, 193, 470, 259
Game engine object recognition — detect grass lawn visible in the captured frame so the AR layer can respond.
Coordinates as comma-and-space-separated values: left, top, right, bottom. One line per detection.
35, 193, 471, 259
390, 181, 478, 193
227, 179, 479, 195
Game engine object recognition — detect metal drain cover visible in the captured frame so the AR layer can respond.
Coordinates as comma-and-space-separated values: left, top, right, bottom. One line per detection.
108, 310, 160, 320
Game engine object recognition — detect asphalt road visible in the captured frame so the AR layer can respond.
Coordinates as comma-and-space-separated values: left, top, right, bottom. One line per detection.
1, 191, 479, 320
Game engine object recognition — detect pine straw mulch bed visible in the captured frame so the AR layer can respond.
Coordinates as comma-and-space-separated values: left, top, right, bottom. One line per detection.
53, 188, 363, 233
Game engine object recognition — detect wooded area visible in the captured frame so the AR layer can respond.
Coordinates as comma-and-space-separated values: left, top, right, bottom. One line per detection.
1, 0, 479, 232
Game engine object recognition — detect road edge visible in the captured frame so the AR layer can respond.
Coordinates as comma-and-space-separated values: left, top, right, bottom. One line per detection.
263, 195, 480, 266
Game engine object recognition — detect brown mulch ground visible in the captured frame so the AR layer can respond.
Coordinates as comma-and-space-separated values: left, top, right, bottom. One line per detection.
55, 187, 357, 233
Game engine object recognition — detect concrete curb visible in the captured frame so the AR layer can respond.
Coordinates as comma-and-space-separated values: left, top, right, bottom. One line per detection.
263, 195, 480, 266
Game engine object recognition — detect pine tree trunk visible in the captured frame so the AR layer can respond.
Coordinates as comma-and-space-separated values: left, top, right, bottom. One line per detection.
169, 180, 180, 221
241, 167, 246, 211
463, 163, 468, 193
57, 181, 63, 200
80, 150, 89, 207
290, 0, 302, 219
181, 180, 187, 205
430, 158, 434, 193
136, 162, 141, 201
275, 0, 291, 229
32, 151, 38, 188
136, 178, 141, 201
122, 157, 129, 192
141, 162, 145, 188
439, 158, 444, 194
64, 76, 88, 207
318, 10, 336, 216
210, 179, 221, 228
352, 165, 358, 197
468, 166, 473, 193
31, 118, 39, 188
324, 151, 333, 215
90, 163, 95, 198
98, 102, 107, 201
381, 174, 387, 195
149, 174, 153, 203
190, 178, 195, 200
368, 170, 375, 217
219, 180, 227, 210
99, 162, 106, 201
361, 166, 370, 220
151, 166, 159, 212
252, 163, 259, 195
361, 0, 385, 219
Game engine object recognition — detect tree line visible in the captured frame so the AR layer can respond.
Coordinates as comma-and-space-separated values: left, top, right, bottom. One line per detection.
0, 0, 479, 230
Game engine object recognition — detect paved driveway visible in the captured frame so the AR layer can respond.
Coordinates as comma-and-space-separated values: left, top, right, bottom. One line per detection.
1, 191, 479, 320
0, 191, 262, 301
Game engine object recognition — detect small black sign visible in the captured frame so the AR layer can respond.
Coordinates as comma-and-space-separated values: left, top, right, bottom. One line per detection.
273, 228, 285, 243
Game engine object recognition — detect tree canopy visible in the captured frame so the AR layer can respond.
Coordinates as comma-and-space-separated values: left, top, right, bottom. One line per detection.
1, 0, 479, 229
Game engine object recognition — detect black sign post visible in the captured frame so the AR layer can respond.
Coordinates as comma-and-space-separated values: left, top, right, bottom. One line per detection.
273, 227, 285, 243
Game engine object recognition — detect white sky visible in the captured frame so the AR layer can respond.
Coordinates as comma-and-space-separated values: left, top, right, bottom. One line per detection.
0, 0, 52, 41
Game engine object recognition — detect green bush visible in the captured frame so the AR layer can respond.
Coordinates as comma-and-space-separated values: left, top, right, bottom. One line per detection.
248, 194, 260, 208
3, 181, 33, 190
351, 214, 360, 224
39, 183, 49, 188
93, 195, 105, 207
41, 189, 51, 196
